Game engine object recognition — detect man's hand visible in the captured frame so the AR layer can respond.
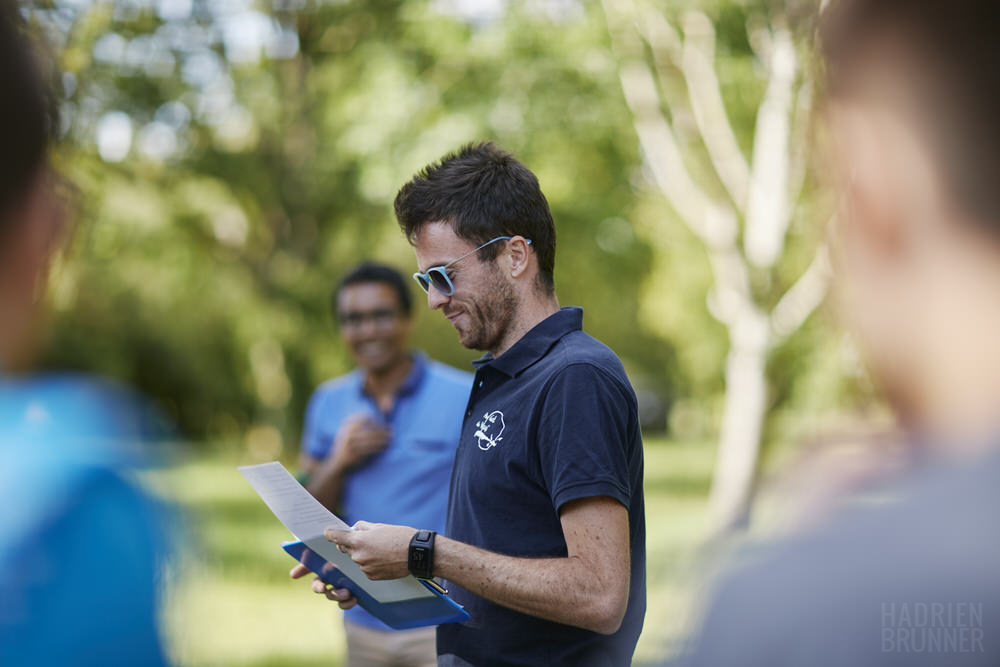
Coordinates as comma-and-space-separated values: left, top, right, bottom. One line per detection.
326, 521, 414, 580
289, 563, 358, 609
302, 415, 390, 511
330, 415, 391, 472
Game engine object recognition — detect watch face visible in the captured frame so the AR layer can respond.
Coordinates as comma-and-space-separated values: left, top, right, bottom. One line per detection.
409, 531, 434, 578
410, 545, 431, 578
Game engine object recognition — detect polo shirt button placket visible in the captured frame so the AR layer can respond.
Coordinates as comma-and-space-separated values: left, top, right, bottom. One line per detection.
467, 371, 487, 418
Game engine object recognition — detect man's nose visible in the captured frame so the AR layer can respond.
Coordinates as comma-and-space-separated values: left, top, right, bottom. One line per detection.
426, 285, 449, 310
358, 317, 380, 336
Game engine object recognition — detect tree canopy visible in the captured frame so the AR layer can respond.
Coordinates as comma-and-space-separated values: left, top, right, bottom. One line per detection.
29, 0, 870, 458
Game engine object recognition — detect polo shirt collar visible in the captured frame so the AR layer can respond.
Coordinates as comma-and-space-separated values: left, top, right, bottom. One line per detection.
473, 306, 583, 378
397, 352, 428, 397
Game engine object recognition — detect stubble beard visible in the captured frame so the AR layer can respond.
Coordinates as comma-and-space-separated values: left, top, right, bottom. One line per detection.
457, 271, 519, 353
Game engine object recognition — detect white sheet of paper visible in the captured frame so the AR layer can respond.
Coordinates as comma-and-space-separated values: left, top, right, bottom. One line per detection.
239, 461, 433, 603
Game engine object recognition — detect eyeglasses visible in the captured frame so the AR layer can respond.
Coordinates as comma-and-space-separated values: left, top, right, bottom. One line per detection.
412, 236, 532, 296
339, 307, 402, 331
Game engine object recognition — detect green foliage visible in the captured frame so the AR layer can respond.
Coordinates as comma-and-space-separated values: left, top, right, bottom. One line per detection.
32, 0, 856, 449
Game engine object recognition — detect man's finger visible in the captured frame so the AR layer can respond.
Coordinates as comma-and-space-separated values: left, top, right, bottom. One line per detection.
356, 439, 385, 455
326, 527, 352, 543
353, 520, 374, 531
290, 563, 311, 579
359, 432, 389, 449
325, 586, 353, 602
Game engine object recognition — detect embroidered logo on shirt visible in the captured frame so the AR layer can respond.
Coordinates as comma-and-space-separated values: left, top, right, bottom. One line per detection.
473, 410, 505, 451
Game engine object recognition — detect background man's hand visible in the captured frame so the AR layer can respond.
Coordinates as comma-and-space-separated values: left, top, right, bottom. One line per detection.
289, 563, 358, 609
330, 414, 391, 472
327, 521, 414, 580
301, 414, 390, 512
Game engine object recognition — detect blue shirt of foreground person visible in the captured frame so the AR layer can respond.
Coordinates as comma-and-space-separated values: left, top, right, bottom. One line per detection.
0, 377, 172, 666
294, 143, 646, 666
299, 262, 473, 636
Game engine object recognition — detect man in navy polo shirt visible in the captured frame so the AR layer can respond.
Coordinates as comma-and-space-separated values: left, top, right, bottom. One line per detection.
299, 262, 473, 666
311, 143, 646, 666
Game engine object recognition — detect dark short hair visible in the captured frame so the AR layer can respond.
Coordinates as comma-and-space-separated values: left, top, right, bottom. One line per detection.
333, 261, 413, 318
393, 142, 556, 295
0, 5, 54, 235
821, 0, 1000, 230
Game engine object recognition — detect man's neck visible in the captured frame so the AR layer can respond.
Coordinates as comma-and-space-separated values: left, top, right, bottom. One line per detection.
362, 354, 415, 413
490, 294, 561, 358
902, 250, 1000, 457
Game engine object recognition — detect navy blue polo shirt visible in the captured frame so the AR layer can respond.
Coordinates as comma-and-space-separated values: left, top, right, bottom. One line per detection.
438, 307, 646, 667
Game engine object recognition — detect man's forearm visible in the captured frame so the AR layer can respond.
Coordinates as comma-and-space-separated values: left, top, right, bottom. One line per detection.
434, 536, 628, 634
305, 458, 348, 512
326, 498, 631, 633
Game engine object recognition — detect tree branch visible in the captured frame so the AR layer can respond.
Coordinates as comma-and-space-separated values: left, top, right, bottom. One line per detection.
617, 61, 724, 243
638, 7, 683, 65
604, 0, 735, 246
770, 242, 832, 340
744, 23, 797, 268
679, 11, 751, 209
604, 0, 751, 328
787, 79, 813, 210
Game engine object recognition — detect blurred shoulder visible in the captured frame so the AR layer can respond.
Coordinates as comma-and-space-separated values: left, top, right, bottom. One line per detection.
685, 448, 1000, 666
311, 370, 361, 399
424, 358, 474, 390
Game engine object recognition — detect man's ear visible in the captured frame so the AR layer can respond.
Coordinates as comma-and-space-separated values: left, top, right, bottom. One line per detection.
506, 236, 532, 279
843, 168, 907, 259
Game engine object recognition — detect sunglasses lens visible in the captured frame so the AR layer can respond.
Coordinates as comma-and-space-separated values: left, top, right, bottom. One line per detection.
429, 269, 452, 295
414, 274, 430, 293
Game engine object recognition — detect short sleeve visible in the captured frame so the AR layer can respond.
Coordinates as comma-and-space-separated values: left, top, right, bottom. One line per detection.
536, 363, 634, 512
301, 389, 333, 459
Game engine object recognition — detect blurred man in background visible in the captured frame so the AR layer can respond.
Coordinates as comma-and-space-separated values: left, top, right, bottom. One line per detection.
299, 261, 472, 667
0, 4, 173, 664
684, 1, 1000, 664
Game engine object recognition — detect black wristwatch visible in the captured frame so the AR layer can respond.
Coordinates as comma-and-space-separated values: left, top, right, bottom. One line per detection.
408, 529, 436, 580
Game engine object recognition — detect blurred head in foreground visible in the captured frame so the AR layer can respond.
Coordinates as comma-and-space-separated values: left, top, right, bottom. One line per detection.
683, 2, 1000, 665
0, 7, 173, 665
0, 4, 66, 372
822, 0, 1000, 446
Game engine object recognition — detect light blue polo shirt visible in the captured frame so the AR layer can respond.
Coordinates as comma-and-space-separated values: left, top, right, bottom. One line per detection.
301, 353, 473, 629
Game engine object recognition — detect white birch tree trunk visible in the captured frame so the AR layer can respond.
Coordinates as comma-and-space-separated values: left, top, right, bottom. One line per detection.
711, 309, 770, 531
603, 0, 830, 535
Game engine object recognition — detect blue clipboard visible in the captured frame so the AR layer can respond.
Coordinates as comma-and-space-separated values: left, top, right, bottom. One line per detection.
283, 540, 470, 630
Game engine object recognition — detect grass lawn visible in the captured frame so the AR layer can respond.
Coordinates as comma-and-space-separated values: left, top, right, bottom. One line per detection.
151, 436, 717, 665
